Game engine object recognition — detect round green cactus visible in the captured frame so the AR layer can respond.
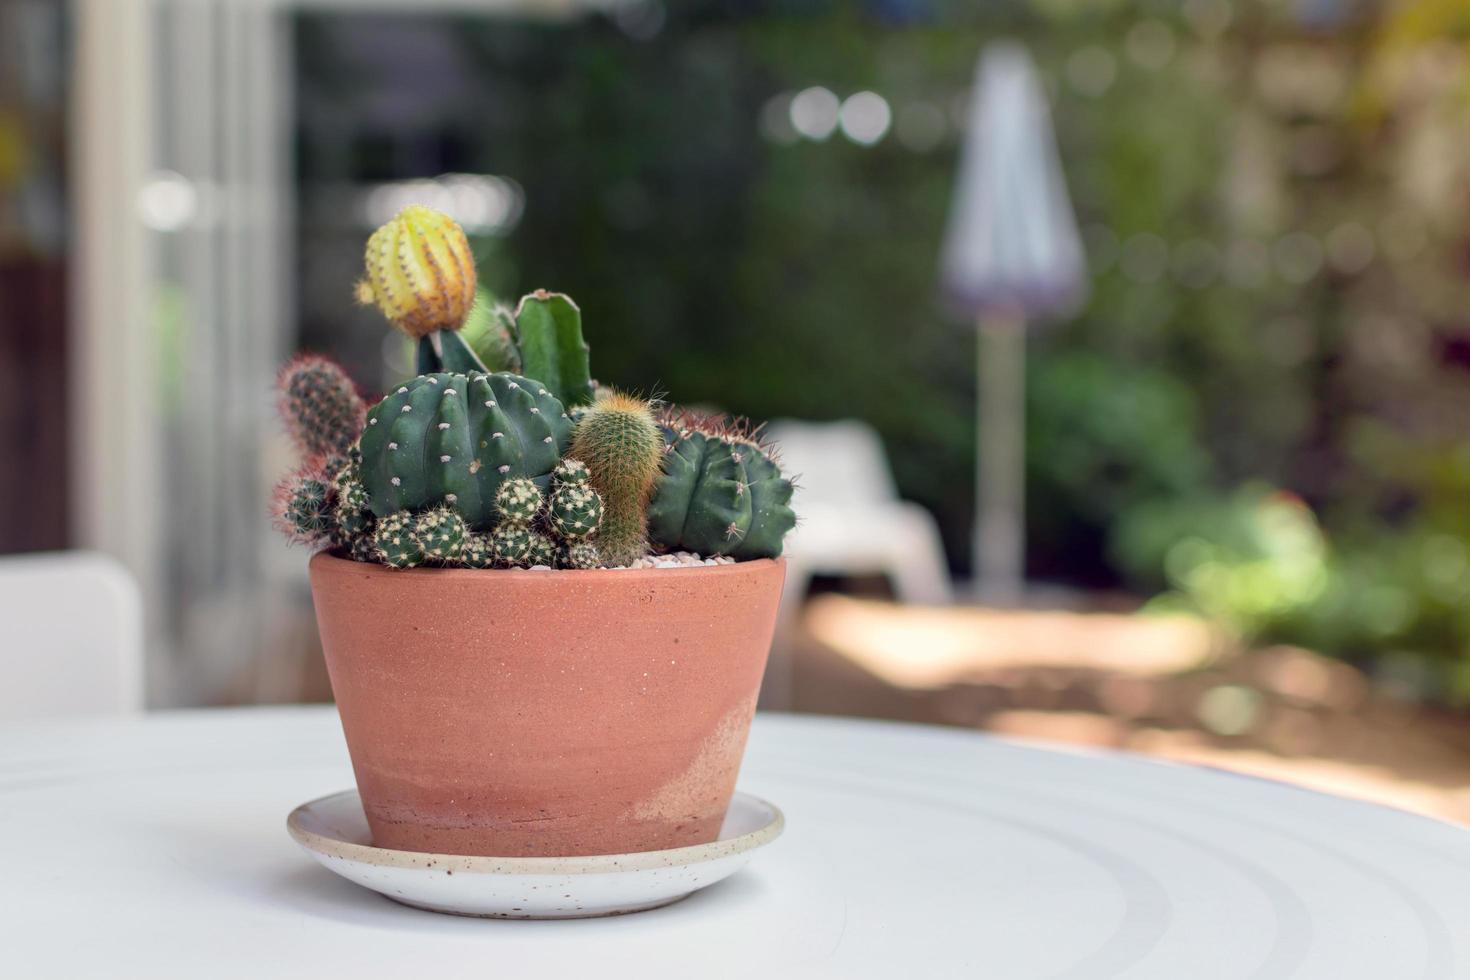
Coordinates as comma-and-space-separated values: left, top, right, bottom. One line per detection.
525, 531, 557, 568
373, 510, 424, 568
548, 483, 603, 540
460, 533, 494, 569
348, 532, 378, 564
553, 458, 591, 486
495, 477, 543, 525
413, 505, 467, 562
333, 468, 372, 537
358, 371, 572, 529
558, 540, 601, 569
648, 421, 796, 559
491, 524, 534, 566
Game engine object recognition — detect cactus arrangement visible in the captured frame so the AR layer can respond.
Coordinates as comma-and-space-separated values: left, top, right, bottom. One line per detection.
271, 205, 797, 569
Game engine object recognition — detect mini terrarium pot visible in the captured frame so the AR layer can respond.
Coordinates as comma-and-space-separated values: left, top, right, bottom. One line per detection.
273, 206, 798, 862
309, 552, 784, 856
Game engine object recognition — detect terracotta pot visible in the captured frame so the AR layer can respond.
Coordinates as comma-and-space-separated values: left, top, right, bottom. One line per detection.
308, 551, 784, 857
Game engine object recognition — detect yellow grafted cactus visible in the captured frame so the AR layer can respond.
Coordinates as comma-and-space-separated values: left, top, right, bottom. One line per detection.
354, 205, 476, 338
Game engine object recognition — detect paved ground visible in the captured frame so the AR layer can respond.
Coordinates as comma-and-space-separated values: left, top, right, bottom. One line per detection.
784, 594, 1470, 826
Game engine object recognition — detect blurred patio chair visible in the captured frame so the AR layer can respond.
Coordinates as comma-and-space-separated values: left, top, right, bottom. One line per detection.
0, 551, 144, 720
766, 419, 953, 611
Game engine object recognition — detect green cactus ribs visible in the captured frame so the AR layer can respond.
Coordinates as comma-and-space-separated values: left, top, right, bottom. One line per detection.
358, 372, 573, 529
648, 410, 796, 559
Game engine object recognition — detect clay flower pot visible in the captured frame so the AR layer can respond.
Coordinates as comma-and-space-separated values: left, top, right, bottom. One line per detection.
308, 551, 784, 857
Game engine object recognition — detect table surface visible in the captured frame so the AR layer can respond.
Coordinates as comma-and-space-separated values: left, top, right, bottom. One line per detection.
4, 707, 1470, 979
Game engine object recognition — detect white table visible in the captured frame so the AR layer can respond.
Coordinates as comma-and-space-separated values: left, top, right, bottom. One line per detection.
4, 707, 1470, 979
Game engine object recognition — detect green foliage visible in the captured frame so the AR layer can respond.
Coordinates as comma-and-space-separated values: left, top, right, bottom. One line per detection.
647, 418, 795, 559
358, 372, 572, 529
568, 393, 664, 566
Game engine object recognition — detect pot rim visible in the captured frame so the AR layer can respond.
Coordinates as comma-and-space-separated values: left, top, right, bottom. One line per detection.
309, 549, 785, 580
286, 789, 785, 873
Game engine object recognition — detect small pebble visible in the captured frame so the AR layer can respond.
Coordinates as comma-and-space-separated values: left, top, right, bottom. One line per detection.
529, 564, 552, 571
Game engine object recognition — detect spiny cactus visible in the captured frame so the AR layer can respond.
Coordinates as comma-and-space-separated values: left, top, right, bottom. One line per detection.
569, 392, 663, 567
526, 531, 558, 568
549, 483, 603, 540
491, 524, 533, 565
334, 478, 372, 538
553, 458, 591, 485
413, 505, 468, 562
349, 532, 379, 564
558, 540, 602, 569
272, 458, 340, 546
460, 533, 494, 569
373, 510, 423, 568
276, 355, 365, 462
358, 372, 572, 529
495, 477, 544, 525
356, 206, 476, 339
648, 410, 797, 559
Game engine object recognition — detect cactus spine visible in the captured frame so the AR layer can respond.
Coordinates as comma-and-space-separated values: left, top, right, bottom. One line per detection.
358, 372, 572, 529
569, 393, 663, 566
648, 412, 797, 559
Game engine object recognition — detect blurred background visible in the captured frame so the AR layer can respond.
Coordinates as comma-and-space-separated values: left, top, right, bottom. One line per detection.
7, 0, 1470, 820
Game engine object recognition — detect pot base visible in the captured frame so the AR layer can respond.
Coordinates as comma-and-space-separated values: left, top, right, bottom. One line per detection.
287, 788, 784, 919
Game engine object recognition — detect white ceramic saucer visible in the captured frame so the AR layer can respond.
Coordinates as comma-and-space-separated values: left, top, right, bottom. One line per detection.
287, 790, 783, 919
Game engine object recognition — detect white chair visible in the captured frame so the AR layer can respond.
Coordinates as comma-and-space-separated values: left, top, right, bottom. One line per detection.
766, 419, 953, 610
0, 551, 144, 720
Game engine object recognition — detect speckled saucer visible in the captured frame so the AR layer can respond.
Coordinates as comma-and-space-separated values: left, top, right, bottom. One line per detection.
287, 790, 783, 919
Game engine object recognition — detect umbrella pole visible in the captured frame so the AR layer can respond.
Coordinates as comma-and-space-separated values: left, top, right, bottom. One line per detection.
975, 311, 1025, 604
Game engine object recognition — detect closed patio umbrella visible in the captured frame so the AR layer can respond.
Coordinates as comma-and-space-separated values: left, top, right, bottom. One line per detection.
939, 42, 1087, 602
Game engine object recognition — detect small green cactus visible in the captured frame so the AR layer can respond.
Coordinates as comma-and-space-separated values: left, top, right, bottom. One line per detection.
491, 524, 534, 565
569, 392, 663, 566
526, 531, 558, 568
549, 483, 603, 540
460, 533, 495, 569
495, 477, 544, 525
332, 463, 373, 538
374, 511, 424, 569
413, 505, 467, 562
348, 532, 378, 564
553, 458, 591, 486
648, 411, 796, 559
558, 540, 601, 569
273, 465, 338, 545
